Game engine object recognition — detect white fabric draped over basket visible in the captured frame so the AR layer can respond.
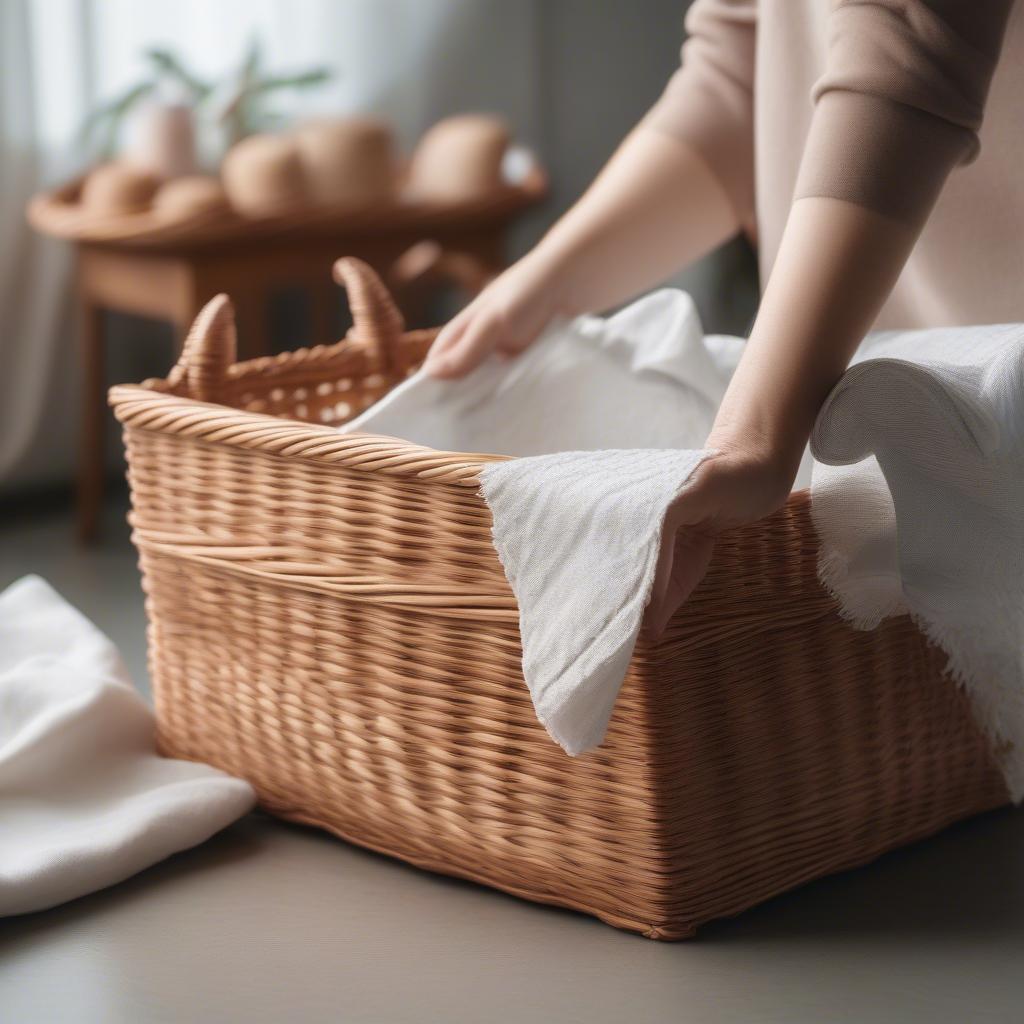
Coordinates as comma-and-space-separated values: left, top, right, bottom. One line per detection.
345, 293, 1024, 801
345, 291, 730, 753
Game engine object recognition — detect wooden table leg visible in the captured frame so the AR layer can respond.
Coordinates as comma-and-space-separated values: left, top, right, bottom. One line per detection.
221, 286, 270, 360
77, 299, 105, 543
311, 280, 339, 347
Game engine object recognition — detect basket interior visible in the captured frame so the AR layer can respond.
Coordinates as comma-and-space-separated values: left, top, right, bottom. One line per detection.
214, 327, 439, 428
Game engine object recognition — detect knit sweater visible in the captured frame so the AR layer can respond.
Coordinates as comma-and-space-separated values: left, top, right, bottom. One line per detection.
646, 0, 1023, 328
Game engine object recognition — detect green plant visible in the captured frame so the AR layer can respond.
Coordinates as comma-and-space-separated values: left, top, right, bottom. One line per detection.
80, 42, 332, 159
216, 39, 332, 147
79, 49, 211, 158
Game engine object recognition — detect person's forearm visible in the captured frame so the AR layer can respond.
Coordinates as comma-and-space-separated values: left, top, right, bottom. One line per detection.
424, 123, 745, 378
713, 0, 1011, 482
531, 126, 741, 317
708, 196, 918, 477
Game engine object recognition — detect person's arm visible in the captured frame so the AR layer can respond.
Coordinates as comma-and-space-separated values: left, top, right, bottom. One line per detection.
424, 0, 757, 378
647, 197, 918, 636
710, 198, 915, 479
423, 132, 737, 376
722, 0, 1015, 466
648, 0, 1014, 635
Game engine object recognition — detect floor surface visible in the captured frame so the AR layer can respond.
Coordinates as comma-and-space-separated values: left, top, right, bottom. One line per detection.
2, 494, 1024, 1024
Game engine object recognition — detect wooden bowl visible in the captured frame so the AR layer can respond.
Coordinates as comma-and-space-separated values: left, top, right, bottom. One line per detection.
153, 175, 231, 220
80, 162, 160, 216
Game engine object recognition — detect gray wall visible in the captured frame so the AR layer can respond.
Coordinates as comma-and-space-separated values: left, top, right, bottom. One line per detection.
532, 0, 757, 332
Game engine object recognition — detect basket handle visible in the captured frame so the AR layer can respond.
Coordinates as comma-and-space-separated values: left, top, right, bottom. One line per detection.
166, 294, 237, 402
391, 240, 495, 297
332, 257, 406, 373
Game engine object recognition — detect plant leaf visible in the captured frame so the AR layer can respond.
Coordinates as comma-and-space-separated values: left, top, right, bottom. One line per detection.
242, 37, 262, 83
79, 80, 155, 149
145, 48, 212, 100
251, 67, 332, 95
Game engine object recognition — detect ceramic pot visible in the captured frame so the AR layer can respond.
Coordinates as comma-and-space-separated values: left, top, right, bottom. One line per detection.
127, 102, 197, 179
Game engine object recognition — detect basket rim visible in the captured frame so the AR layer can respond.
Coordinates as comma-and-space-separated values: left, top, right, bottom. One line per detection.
108, 380, 509, 486
109, 268, 815, 499
109, 374, 816, 504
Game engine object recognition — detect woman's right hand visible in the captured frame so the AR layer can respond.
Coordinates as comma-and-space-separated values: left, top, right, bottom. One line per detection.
422, 249, 569, 379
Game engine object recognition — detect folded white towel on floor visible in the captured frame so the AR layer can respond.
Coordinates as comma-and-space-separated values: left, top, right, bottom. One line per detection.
810, 323, 1024, 801
0, 575, 255, 916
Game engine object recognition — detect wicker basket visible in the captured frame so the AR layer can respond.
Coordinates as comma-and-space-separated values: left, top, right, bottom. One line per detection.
110, 258, 1009, 939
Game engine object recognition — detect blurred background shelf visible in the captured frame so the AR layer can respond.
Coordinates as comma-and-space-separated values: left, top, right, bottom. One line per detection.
31, 148, 545, 540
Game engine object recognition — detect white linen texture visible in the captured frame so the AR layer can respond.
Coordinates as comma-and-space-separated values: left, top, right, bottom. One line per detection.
345, 289, 739, 456
481, 448, 710, 754
810, 323, 1024, 801
0, 576, 255, 916
347, 291, 1023, 804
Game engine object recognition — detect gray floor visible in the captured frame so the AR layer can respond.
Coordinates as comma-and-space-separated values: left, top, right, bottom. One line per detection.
2, 493, 1024, 1024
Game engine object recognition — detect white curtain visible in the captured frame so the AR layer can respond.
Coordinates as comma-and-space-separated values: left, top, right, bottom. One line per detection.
0, 0, 91, 484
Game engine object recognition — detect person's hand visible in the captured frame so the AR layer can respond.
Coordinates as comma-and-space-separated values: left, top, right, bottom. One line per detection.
646, 442, 797, 639
422, 249, 569, 379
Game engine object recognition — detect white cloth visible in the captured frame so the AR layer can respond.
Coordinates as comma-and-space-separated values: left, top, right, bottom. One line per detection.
347, 290, 1023, 792
0, 575, 255, 916
810, 323, 1024, 801
346, 290, 737, 455
346, 291, 729, 753
482, 448, 710, 754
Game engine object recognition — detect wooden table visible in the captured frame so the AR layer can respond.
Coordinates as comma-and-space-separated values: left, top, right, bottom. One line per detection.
35, 183, 543, 540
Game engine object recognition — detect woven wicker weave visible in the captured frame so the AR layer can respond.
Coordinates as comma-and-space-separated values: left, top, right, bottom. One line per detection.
110, 258, 1009, 939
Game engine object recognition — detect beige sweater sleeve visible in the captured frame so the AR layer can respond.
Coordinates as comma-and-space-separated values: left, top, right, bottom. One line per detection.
643, 0, 757, 226
647, 0, 1013, 227
795, 0, 1014, 223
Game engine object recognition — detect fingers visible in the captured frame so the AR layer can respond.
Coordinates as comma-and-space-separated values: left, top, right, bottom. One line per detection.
422, 311, 472, 377
422, 251, 559, 378
427, 312, 503, 379
648, 520, 678, 631
646, 529, 715, 641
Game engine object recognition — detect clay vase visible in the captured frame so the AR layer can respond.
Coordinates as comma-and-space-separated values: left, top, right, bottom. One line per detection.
296, 117, 396, 205
153, 175, 231, 220
127, 102, 197, 180
220, 134, 308, 216
80, 161, 160, 216
407, 114, 510, 202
